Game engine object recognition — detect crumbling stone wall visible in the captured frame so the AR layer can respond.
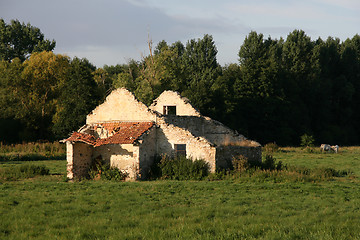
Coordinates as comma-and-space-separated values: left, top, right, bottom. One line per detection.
137, 127, 157, 179
216, 145, 262, 170
163, 115, 245, 146
149, 91, 201, 116
67, 142, 93, 179
156, 118, 216, 172
92, 144, 138, 179
87, 88, 156, 124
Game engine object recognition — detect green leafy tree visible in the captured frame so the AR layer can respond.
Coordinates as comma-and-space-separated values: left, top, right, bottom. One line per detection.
93, 68, 113, 99
280, 30, 316, 142
115, 40, 184, 105
0, 19, 55, 61
112, 60, 140, 92
0, 58, 24, 142
181, 34, 221, 114
4, 51, 69, 139
53, 58, 100, 138
300, 134, 315, 148
236, 32, 292, 144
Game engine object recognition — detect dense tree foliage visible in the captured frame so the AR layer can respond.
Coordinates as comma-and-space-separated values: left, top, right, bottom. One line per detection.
0, 52, 101, 141
0, 19, 56, 61
52, 58, 100, 138
1, 19, 360, 146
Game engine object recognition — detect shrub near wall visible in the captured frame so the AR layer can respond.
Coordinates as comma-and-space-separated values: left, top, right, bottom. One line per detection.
156, 155, 210, 180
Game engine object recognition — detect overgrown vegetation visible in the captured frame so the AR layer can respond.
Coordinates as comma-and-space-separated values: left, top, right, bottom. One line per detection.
208, 153, 350, 183
89, 162, 128, 181
149, 155, 210, 180
0, 141, 65, 161
0, 164, 49, 181
263, 142, 280, 154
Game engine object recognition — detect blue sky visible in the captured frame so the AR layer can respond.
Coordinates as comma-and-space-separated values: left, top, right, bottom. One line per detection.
1, 0, 359, 67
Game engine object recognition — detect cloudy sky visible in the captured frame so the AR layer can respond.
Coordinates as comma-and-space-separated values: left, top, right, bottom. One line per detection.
1, 0, 359, 67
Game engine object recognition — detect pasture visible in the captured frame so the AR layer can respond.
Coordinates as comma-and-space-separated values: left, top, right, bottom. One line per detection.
1, 145, 360, 239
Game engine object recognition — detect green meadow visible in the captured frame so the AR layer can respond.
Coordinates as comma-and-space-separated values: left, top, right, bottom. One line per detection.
1, 145, 360, 239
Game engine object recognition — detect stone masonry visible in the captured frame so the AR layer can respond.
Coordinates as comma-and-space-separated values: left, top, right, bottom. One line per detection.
63, 88, 261, 180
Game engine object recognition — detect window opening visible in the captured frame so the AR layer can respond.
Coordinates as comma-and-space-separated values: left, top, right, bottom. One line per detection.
163, 105, 177, 115
175, 144, 186, 157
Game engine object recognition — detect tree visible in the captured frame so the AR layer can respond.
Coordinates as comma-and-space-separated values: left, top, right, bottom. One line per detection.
53, 58, 100, 138
237, 31, 283, 98
236, 32, 293, 144
0, 19, 56, 61
114, 40, 184, 105
93, 68, 113, 99
181, 34, 221, 114
7, 51, 69, 139
0, 58, 24, 142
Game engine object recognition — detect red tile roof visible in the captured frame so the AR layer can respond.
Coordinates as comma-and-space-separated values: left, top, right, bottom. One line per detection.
65, 132, 97, 145
65, 122, 154, 147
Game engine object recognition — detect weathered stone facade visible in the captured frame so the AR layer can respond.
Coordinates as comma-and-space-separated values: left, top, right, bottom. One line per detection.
63, 88, 261, 180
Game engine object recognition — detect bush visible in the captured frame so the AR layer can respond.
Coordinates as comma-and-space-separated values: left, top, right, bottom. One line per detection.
263, 142, 280, 153
300, 134, 315, 148
232, 155, 250, 172
0, 164, 50, 180
89, 163, 128, 181
157, 155, 210, 180
262, 154, 284, 171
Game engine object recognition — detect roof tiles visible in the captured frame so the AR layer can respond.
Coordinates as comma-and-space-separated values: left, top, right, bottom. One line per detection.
65, 122, 154, 147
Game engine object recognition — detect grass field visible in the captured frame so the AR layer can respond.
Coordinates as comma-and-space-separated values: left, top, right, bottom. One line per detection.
273, 147, 360, 177
0, 145, 360, 239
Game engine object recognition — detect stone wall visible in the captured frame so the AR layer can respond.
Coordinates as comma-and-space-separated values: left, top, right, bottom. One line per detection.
66, 142, 74, 179
137, 127, 157, 179
162, 115, 246, 146
149, 91, 201, 116
67, 142, 93, 179
216, 145, 262, 170
86, 88, 156, 124
93, 144, 137, 179
156, 118, 216, 172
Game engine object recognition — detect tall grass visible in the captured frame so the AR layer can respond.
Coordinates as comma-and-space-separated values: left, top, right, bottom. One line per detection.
0, 141, 65, 161
0, 164, 50, 181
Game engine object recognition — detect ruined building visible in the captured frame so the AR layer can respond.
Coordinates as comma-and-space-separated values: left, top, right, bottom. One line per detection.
63, 88, 261, 180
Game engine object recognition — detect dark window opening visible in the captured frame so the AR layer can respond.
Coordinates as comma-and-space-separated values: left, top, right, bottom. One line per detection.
163, 105, 177, 115
175, 144, 186, 157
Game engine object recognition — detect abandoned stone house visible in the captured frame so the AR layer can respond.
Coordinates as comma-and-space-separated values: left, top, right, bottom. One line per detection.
63, 88, 261, 180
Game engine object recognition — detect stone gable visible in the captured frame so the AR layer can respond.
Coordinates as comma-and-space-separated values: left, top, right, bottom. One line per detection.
149, 90, 201, 116
87, 88, 156, 123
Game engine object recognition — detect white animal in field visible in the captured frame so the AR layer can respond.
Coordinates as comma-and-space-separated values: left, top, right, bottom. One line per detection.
331, 145, 339, 153
320, 144, 331, 152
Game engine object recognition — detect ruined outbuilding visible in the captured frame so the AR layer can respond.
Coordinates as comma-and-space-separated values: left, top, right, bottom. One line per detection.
63, 88, 261, 180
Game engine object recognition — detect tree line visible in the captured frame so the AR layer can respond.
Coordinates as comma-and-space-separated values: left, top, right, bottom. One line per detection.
0, 19, 359, 146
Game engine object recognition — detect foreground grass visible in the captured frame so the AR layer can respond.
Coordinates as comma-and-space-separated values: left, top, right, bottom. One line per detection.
1, 179, 360, 240
1, 146, 360, 239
